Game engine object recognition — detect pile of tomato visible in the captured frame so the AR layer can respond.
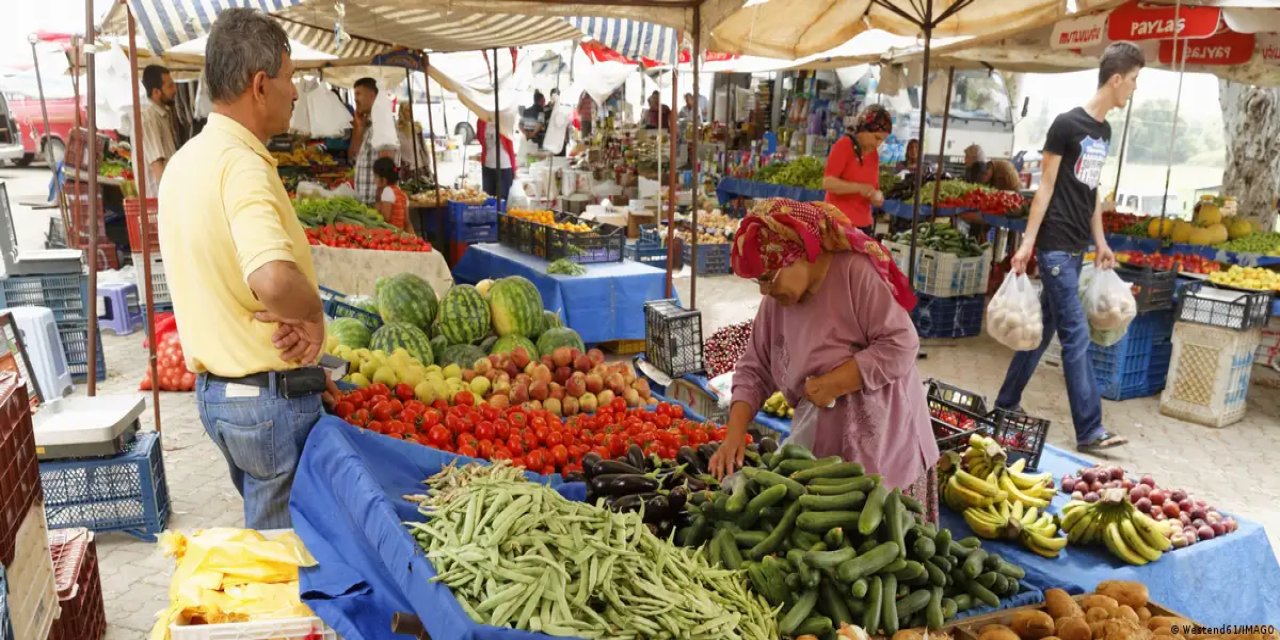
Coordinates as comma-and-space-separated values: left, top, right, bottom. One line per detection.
331, 384, 731, 477
1117, 250, 1222, 275
930, 406, 978, 432
1103, 211, 1145, 234
305, 224, 432, 252
942, 189, 1025, 215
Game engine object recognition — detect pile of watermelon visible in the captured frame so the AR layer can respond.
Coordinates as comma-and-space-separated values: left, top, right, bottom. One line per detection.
326, 273, 587, 386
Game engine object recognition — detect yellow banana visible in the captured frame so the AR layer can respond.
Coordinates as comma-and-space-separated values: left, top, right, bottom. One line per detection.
946, 476, 995, 508
1119, 517, 1164, 563
1011, 501, 1026, 523
1021, 528, 1068, 558
1032, 514, 1059, 538
1008, 468, 1053, 491
1103, 519, 1149, 565
1000, 473, 1051, 509
997, 499, 1012, 521
1132, 512, 1173, 551
963, 508, 1005, 538
954, 469, 1001, 497
1019, 505, 1037, 526
1008, 457, 1027, 474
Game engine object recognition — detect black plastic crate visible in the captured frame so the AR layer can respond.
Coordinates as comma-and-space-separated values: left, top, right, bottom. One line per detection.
1116, 264, 1177, 312
644, 299, 703, 377
497, 211, 625, 264
1175, 282, 1271, 331
924, 379, 993, 452
624, 241, 668, 268
989, 407, 1050, 471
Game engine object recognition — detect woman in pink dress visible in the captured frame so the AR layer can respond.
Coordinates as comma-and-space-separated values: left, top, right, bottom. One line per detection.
709, 199, 941, 521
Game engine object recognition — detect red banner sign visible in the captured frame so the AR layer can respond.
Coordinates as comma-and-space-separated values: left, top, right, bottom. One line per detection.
1159, 30, 1256, 66
1108, 1, 1221, 42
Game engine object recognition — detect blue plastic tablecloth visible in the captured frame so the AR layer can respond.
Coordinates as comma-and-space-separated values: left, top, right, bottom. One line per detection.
715, 177, 825, 204
941, 444, 1280, 625
451, 243, 672, 344
678, 372, 793, 437
883, 199, 968, 220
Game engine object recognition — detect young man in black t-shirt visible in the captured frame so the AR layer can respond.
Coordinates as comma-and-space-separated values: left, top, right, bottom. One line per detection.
996, 42, 1144, 451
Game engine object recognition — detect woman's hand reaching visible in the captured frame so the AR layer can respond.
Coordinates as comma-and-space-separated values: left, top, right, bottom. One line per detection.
708, 430, 747, 480
804, 374, 840, 409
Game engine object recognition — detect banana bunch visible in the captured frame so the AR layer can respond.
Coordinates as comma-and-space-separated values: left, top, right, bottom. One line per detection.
1061, 489, 1173, 565
941, 434, 1066, 557
762, 391, 794, 418
963, 501, 1070, 558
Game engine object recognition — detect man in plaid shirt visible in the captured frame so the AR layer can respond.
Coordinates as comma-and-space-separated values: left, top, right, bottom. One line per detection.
349, 77, 397, 205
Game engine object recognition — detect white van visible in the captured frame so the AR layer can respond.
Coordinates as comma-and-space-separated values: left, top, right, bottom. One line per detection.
1114, 189, 1184, 219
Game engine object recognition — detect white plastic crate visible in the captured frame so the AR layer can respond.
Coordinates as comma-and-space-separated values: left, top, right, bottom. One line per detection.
9, 503, 57, 640
170, 616, 337, 640
1160, 322, 1262, 428
883, 241, 992, 297
130, 252, 170, 306
1256, 317, 1280, 372
663, 378, 728, 424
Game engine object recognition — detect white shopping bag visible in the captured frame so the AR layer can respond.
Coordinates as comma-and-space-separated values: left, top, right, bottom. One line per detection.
786, 399, 820, 449
986, 272, 1045, 351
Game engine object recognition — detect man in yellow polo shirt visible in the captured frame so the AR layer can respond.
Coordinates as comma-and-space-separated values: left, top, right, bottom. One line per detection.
158, 8, 328, 529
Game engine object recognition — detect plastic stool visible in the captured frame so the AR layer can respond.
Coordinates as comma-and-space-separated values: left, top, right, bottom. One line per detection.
97, 282, 141, 336
4, 306, 73, 399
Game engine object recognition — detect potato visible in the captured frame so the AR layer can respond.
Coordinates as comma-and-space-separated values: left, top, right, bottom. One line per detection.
1079, 595, 1119, 612
1138, 607, 1152, 622
1103, 618, 1153, 640
1089, 621, 1107, 639
1045, 588, 1085, 620
979, 628, 1022, 640
1114, 606, 1140, 624
1096, 580, 1149, 610
1149, 616, 1193, 633
1086, 607, 1111, 623
1056, 616, 1092, 640
892, 631, 926, 640
1011, 610, 1057, 639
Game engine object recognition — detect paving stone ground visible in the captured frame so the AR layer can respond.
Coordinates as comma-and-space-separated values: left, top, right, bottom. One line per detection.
2, 167, 1276, 637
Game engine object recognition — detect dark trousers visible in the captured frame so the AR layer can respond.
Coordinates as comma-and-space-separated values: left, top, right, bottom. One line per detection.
482, 167, 514, 203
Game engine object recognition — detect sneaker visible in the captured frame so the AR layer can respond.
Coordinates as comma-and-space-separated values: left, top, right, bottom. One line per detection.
1077, 431, 1128, 451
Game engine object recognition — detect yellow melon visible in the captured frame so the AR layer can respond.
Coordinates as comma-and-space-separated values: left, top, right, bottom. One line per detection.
1187, 227, 1214, 246
1228, 219, 1254, 239
1147, 218, 1174, 239
1206, 223, 1229, 245
1171, 220, 1194, 244
1196, 203, 1223, 226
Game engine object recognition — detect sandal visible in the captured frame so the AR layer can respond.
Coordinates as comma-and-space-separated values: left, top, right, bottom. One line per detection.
1077, 431, 1128, 451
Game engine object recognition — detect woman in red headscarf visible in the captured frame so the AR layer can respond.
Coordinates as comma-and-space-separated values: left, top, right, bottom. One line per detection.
709, 198, 940, 521
823, 104, 894, 233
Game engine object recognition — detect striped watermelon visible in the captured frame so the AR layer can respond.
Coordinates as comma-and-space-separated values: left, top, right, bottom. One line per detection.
479, 335, 499, 353
542, 310, 563, 331
370, 322, 434, 365
488, 276, 544, 338
536, 327, 585, 356
429, 335, 450, 365
441, 344, 487, 369
489, 335, 538, 360
437, 285, 491, 345
376, 273, 439, 332
328, 317, 371, 349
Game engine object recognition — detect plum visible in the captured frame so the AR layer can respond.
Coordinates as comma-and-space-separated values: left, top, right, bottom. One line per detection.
1110, 467, 1126, 481
1197, 524, 1215, 541
1062, 477, 1077, 492
1149, 489, 1167, 505
1189, 507, 1207, 521
1081, 469, 1098, 484
1083, 491, 1100, 503
1163, 502, 1181, 518
1128, 487, 1145, 503
1178, 498, 1194, 513
1183, 528, 1198, 543
1134, 497, 1152, 512
1224, 518, 1238, 533
1210, 522, 1226, 537
1140, 474, 1156, 487
1090, 480, 1105, 493
1170, 489, 1188, 502
1121, 479, 1134, 490
1191, 518, 1206, 529
1134, 484, 1151, 499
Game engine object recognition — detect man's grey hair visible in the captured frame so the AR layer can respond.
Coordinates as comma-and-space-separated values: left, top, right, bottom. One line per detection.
965, 143, 986, 163
205, 8, 291, 104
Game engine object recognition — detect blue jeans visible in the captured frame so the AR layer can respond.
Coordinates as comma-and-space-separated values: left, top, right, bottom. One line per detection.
195, 374, 323, 529
996, 250, 1105, 445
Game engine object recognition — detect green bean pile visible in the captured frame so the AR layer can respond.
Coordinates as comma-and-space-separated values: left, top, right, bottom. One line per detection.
407, 462, 778, 639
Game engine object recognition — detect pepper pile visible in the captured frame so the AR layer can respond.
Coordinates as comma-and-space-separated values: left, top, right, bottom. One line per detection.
703, 321, 753, 378
305, 224, 432, 251
1116, 251, 1221, 275
944, 188, 1024, 215
1102, 211, 1145, 234
332, 384, 726, 478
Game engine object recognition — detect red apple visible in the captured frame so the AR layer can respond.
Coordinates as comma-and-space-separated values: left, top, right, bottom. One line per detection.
488, 393, 510, 410
562, 396, 579, 416
1163, 502, 1181, 518
1110, 467, 1126, 481
552, 347, 574, 369
549, 383, 565, 401
587, 348, 605, 365
530, 380, 549, 402
1170, 489, 1188, 502
1197, 524, 1215, 541
554, 366, 573, 385
1149, 489, 1167, 505
579, 392, 598, 413
566, 374, 587, 397
543, 397, 562, 417
511, 348, 531, 369
585, 373, 604, 394
597, 389, 615, 408
574, 354, 593, 373
1134, 497, 1152, 512
1140, 474, 1156, 487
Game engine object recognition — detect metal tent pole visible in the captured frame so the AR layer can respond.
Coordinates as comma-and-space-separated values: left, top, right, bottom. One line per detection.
928, 66, 956, 222
84, 0, 100, 396
30, 35, 71, 235
1111, 99, 1134, 201
908, 18, 933, 285
405, 66, 421, 175
422, 53, 443, 210
665, 69, 680, 299
690, 5, 701, 309
1159, 0, 1188, 232
67, 37, 81, 249
126, 3, 162, 432
493, 48, 502, 201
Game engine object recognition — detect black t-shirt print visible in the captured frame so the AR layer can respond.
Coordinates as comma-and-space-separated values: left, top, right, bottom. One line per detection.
1037, 107, 1111, 252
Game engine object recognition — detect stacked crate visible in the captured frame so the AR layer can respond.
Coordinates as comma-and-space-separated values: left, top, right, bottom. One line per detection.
884, 240, 990, 338
0, 274, 105, 382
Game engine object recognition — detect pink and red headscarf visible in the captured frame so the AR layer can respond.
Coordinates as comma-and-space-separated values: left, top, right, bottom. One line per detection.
731, 199, 917, 311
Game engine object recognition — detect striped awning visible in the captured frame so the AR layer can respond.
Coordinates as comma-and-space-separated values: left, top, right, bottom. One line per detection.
569, 17, 681, 65
105, 0, 582, 60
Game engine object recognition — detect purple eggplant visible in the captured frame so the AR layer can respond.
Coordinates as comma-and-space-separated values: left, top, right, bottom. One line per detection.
588, 473, 659, 497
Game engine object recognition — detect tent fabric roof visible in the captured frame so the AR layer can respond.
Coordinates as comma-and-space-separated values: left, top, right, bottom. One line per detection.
570, 17, 679, 65
708, 0, 1069, 59
104, 0, 585, 58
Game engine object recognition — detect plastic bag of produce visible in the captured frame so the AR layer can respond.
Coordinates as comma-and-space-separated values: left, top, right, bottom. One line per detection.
1081, 265, 1137, 346
787, 399, 819, 449
985, 272, 1045, 351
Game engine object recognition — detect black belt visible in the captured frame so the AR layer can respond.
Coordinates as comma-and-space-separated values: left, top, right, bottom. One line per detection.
206, 367, 327, 398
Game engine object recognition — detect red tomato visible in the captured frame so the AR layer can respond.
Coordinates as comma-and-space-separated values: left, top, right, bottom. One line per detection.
475, 421, 495, 441
453, 391, 475, 406
333, 401, 355, 419
420, 411, 441, 428
545, 431, 564, 447
531, 416, 548, 431
457, 434, 478, 449
526, 449, 547, 470
494, 419, 511, 441
394, 384, 415, 402
404, 400, 426, 415
550, 444, 569, 466
457, 444, 478, 458
507, 438, 525, 457
476, 439, 494, 459
388, 399, 404, 414
351, 409, 370, 426
372, 402, 394, 422
493, 446, 512, 460
670, 405, 684, 418
427, 425, 451, 447
367, 384, 390, 397
367, 421, 384, 433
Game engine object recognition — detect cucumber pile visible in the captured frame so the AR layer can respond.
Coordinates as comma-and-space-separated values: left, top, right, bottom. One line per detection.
676, 442, 1028, 636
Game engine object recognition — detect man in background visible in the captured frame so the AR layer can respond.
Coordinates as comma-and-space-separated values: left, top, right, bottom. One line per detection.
132, 64, 179, 195
350, 77, 397, 205
159, 8, 330, 529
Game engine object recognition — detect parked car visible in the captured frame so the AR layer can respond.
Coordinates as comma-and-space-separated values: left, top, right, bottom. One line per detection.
0, 92, 23, 164
2, 92, 86, 167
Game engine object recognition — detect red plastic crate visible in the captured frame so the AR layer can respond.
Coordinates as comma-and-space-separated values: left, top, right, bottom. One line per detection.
48, 529, 106, 640
69, 241, 121, 272
125, 197, 159, 250
447, 240, 469, 266
0, 371, 41, 566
